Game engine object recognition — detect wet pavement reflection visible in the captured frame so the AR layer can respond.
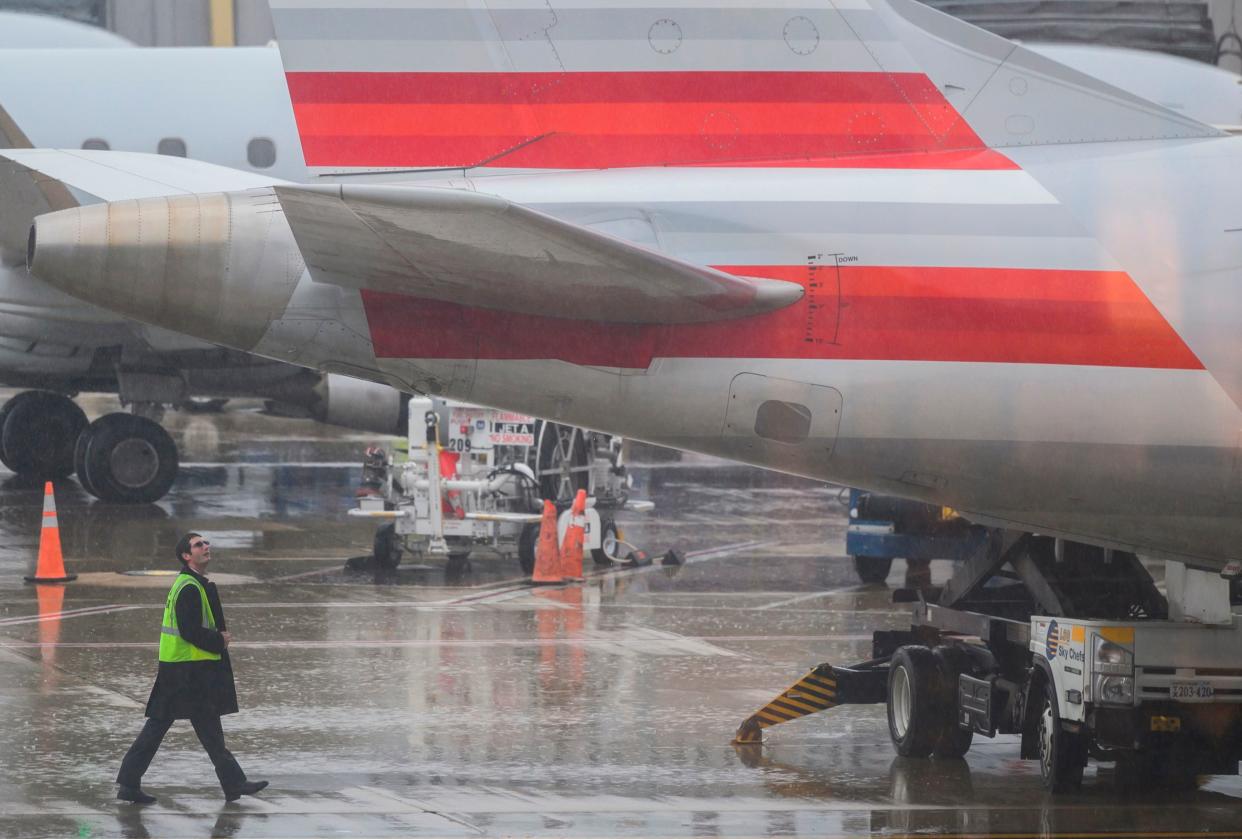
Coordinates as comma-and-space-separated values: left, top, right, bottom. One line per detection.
1, 394, 1241, 837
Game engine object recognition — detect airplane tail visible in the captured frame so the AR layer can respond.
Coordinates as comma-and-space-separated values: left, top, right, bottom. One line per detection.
0, 102, 32, 151
269, 0, 1219, 175
0, 104, 76, 267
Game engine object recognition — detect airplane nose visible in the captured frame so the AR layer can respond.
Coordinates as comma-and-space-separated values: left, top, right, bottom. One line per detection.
29, 189, 303, 353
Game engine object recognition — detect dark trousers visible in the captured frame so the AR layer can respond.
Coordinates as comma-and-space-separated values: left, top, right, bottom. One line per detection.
117, 715, 247, 792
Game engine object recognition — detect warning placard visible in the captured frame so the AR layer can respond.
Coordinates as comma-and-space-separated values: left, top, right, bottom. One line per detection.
448, 408, 536, 450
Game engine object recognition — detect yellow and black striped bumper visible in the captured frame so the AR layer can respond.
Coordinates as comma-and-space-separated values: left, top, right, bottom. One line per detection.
733, 662, 887, 744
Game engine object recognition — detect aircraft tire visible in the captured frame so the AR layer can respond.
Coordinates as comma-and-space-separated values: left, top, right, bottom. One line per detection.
887, 646, 941, 758
0, 392, 28, 471
74, 430, 100, 497
0, 390, 87, 479
853, 555, 894, 584
80, 414, 178, 504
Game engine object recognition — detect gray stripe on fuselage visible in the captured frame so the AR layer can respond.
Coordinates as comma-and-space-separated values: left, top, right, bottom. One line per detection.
529, 202, 1086, 239
273, 8, 894, 43
277, 38, 906, 73
652, 232, 1118, 271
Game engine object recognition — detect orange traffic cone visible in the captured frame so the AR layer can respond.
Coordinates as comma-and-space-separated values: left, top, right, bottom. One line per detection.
558, 489, 587, 581
24, 482, 76, 584
530, 499, 562, 584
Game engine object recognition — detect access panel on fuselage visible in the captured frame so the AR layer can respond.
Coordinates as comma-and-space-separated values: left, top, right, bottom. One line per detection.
722, 373, 843, 473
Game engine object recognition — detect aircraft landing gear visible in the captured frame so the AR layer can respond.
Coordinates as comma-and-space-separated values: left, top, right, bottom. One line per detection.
0, 390, 87, 480
0, 390, 182, 503
75, 413, 178, 504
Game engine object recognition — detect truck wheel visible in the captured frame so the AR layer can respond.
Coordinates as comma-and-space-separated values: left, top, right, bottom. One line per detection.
932, 646, 974, 758
445, 552, 472, 582
1037, 677, 1085, 792
446, 536, 472, 564
592, 518, 619, 566
854, 555, 893, 584
373, 523, 403, 570
888, 646, 941, 758
518, 522, 539, 574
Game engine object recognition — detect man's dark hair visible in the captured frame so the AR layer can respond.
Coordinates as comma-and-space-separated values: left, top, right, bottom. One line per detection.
175, 532, 202, 566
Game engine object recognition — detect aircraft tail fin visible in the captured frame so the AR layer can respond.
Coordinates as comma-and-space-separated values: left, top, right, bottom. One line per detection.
269, 0, 1219, 175
876, 0, 1220, 148
0, 108, 76, 266
0, 102, 33, 151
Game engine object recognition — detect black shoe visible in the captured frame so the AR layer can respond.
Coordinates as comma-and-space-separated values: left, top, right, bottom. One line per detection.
224, 780, 268, 802
117, 785, 157, 804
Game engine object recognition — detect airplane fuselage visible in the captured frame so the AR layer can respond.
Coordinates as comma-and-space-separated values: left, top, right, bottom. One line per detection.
30, 134, 1242, 568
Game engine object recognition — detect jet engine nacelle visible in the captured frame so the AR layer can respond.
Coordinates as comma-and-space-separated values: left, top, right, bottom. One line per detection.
28, 188, 304, 355
308, 373, 407, 436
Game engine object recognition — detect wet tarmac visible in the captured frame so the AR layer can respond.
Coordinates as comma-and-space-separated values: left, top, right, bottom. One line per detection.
2, 392, 1242, 837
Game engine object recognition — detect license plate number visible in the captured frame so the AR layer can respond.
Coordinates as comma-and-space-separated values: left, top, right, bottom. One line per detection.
1170, 681, 1214, 701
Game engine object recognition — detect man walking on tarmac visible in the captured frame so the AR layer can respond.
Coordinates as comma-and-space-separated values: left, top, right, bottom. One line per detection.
116, 532, 268, 804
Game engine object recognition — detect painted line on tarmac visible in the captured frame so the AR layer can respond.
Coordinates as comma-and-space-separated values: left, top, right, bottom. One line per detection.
0, 603, 142, 626
343, 786, 486, 834
438, 539, 776, 607
268, 565, 359, 583
180, 461, 363, 468
0, 815, 1236, 839
0, 632, 870, 651
681, 539, 776, 564
604, 603, 904, 616
752, 587, 861, 611
134, 539, 780, 611
263, 535, 779, 590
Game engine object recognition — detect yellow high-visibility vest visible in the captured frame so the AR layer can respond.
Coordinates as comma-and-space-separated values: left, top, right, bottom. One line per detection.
158, 573, 221, 662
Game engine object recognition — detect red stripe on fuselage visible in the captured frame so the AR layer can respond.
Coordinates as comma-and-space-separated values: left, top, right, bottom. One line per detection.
360, 266, 1204, 371
288, 71, 968, 105
286, 70, 999, 169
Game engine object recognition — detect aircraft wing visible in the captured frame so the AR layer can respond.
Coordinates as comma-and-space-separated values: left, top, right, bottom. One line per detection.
0, 148, 284, 201
0, 148, 285, 266
274, 184, 803, 324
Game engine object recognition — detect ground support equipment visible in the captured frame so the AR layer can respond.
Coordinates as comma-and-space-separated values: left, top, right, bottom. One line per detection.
740, 530, 1242, 791
846, 488, 988, 584
350, 398, 650, 572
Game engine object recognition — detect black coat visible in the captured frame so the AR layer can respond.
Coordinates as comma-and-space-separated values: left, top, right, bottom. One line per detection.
144, 568, 239, 719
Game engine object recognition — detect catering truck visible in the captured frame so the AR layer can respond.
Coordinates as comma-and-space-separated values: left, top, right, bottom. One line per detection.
737, 534, 1242, 790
